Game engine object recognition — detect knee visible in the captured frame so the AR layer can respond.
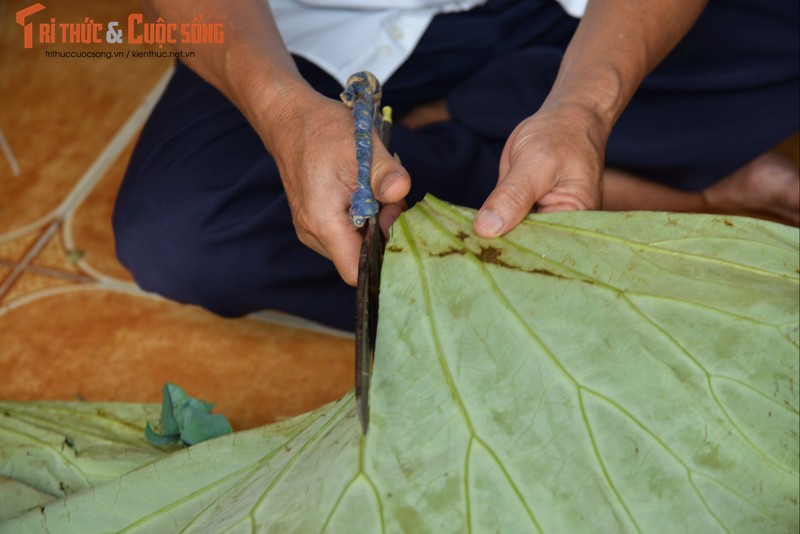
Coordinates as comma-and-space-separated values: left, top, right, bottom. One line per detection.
113, 210, 259, 318
112, 134, 286, 317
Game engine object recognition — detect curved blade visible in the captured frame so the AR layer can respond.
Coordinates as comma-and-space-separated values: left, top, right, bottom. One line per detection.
355, 216, 383, 433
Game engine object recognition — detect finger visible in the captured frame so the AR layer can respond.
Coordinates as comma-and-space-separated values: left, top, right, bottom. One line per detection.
296, 202, 365, 286
321, 218, 364, 286
379, 200, 407, 236
371, 144, 410, 204
474, 161, 552, 238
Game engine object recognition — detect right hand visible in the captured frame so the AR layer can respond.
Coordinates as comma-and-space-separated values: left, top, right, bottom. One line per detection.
259, 85, 410, 286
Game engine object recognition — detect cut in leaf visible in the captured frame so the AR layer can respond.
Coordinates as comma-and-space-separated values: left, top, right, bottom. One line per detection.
2, 196, 797, 533
145, 383, 233, 446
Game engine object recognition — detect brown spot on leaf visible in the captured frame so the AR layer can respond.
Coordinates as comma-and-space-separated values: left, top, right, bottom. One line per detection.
477, 246, 501, 264
530, 268, 567, 279
455, 231, 469, 241
430, 247, 466, 258
387, 245, 403, 253
476, 246, 568, 279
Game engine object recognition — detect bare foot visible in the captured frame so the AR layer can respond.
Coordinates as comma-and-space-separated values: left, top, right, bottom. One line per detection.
603, 152, 800, 226
398, 99, 450, 129
703, 153, 800, 226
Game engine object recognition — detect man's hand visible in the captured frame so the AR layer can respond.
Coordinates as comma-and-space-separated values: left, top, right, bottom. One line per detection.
262, 88, 410, 285
474, 0, 708, 238
140, 0, 411, 286
474, 103, 605, 237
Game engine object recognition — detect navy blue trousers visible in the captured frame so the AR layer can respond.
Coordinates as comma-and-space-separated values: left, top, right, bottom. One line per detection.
114, 0, 799, 330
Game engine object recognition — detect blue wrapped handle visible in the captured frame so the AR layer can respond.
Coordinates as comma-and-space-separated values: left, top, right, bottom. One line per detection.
341, 71, 384, 228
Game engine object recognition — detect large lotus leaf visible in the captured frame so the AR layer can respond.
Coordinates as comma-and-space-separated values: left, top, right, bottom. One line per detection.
0, 401, 170, 520
2, 196, 797, 533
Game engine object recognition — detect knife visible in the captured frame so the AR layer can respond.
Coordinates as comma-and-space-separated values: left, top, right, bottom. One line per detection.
341, 71, 391, 433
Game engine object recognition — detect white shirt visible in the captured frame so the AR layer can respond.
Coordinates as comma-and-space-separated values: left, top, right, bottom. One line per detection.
268, 0, 586, 86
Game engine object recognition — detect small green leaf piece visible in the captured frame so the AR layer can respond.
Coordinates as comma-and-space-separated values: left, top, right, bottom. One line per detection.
145, 383, 233, 446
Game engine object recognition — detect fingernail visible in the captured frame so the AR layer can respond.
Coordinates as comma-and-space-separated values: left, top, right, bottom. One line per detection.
379, 172, 402, 196
475, 209, 503, 236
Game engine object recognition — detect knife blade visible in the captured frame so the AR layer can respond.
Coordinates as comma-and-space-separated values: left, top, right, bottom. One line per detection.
354, 215, 383, 432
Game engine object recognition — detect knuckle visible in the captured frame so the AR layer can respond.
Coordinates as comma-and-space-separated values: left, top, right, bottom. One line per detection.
294, 226, 314, 248
292, 210, 319, 243
292, 230, 316, 254
293, 211, 310, 233
495, 178, 537, 212
370, 158, 399, 185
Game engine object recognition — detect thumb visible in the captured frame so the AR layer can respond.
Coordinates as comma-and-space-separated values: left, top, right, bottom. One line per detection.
371, 144, 410, 204
474, 163, 549, 238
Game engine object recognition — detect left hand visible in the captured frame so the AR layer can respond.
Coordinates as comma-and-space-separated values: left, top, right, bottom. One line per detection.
471, 0, 709, 238
473, 102, 607, 238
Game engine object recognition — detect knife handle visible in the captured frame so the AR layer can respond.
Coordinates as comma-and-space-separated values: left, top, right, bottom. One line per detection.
341, 71, 383, 228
